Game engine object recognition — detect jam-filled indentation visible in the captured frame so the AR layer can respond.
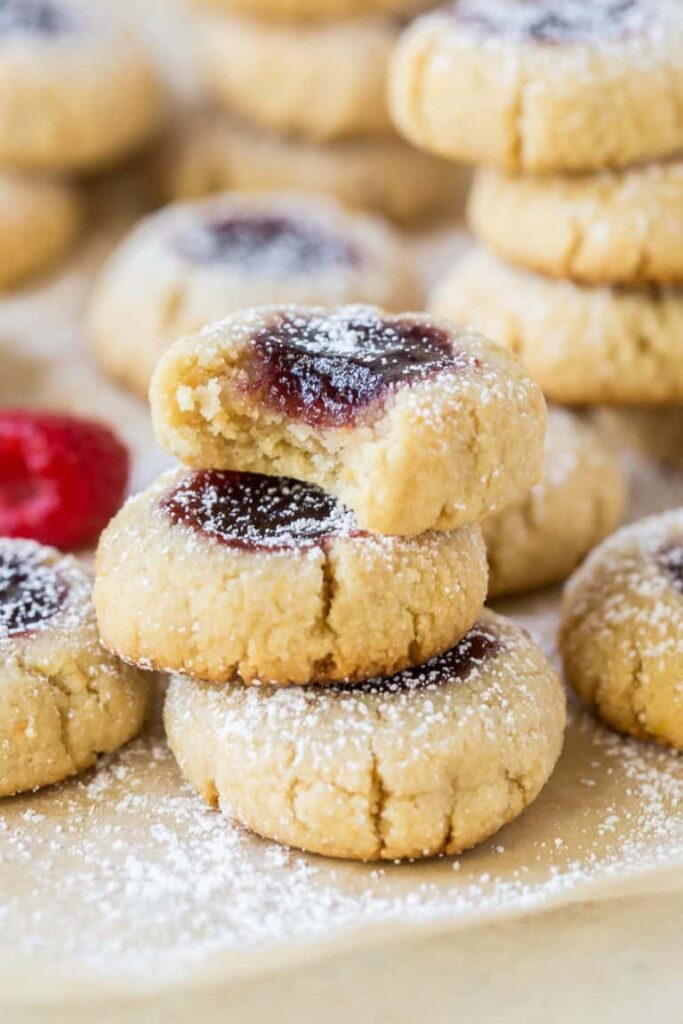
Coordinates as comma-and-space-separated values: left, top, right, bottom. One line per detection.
160, 470, 358, 552
345, 625, 501, 694
0, 0, 77, 36
657, 540, 683, 594
451, 0, 643, 45
0, 548, 67, 638
244, 309, 472, 428
176, 213, 357, 274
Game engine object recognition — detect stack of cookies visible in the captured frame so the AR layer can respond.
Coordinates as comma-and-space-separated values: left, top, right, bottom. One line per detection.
93, 303, 566, 861
389, 0, 683, 455
160, 0, 462, 225
0, 0, 163, 288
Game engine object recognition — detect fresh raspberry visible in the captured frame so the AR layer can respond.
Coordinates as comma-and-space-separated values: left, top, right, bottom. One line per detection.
0, 410, 130, 550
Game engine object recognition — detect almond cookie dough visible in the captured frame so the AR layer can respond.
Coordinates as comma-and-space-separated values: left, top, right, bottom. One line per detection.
560, 509, 683, 750
469, 162, 683, 286
150, 304, 547, 536
164, 611, 566, 861
0, 0, 163, 172
157, 113, 462, 225
430, 247, 683, 406
483, 408, 626, 598
0, 538, 151, 797
94, 467, 488, 685
189, 0, 435, 22
197, 13, 398, 142
0, 169, 80, 288
596, 406, 683, 468
87, 193, 417, 398
389, 0, 683, 173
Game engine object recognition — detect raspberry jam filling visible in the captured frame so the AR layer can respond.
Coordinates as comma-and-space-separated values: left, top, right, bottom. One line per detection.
0, 548, 67, 638
348, 625, 501, 694
658, 541, 683, 594
244, 309, 470, 428
0, 0, 76, 35
176, 213, 357, 273
450, 0, 643, 44
160, 470, 358, 552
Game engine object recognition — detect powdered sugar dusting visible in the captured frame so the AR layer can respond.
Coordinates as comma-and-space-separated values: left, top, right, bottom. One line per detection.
448, 0, 652, 45
0, 540, 67, 638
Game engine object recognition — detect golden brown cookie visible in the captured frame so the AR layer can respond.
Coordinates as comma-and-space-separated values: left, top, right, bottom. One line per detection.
164, 611, 566, 861
0, 169, 80, 288
189, 0, 436, 21
87, 192, 417, 398
95, 467, 488, 685
596, 406, 683, 469
561, 508, 683, 750
0, 538, 151, 797
389, 0, 683, 173
150, 304, 547, 536
483, 408, 627, 598
430, 247, 683, 406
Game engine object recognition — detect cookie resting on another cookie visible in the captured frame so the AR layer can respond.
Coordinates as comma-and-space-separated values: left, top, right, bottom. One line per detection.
94, 467, 488, 685
0, 538, 151, 797
389, 0, 683, 173
164, 611, 566, 861
561, 509, 683, 750
150, 304, 547, 536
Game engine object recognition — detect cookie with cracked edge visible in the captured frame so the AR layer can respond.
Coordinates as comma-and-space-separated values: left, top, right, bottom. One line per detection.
163, 610, 566, 861
94, 467, 488, 685
560, 508, 683, 750
389, 0, 683, 173
86, 192, 418, 398
150, 304, 546, 536
429, 247, 683, 406
483, 408, 627, 598
0, 537, 152, 797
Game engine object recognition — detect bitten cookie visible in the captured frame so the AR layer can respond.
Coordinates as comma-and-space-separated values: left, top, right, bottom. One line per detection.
483, 408, 626, 598
0, 538, 151, 797
164, 611, 566, 861
469, 162, 683, 286
389, 0, 683, 173
157, 113, 462, 225
150, 304, 547, 536
0, 170, 80, 288
596, 406, 683, 468
430, 247, 683, 406
0, 0, 163, 172
197, 13, 398, 142
94, 468, 488, 685
87, 193, 417, 398
561, 509, 683, 750
189, 0, 436, 21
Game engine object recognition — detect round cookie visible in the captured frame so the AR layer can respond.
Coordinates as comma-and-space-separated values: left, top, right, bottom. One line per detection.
469, 162, 683, 286
87, 192, 418, 398
596, 406, 683, 468
164, 611, 566, 861
483, 408, 627, 598
189, 0, 435, 22
197, 13, 398, 142
389, 0, 683, 173
150, 304, 547, 536
0, 170, 81, 288
0, 0, 163, 172
430, 247, 683, 406
94, 467, 488, 685
560, 509, 683, 750
157, 113, 462, 225
0, 538, 151, 797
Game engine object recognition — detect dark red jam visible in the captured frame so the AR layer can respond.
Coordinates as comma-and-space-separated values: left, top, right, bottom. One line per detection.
243, 309, 470, 428
160, 470, 358, 552
0, 0, 76, 35
450, 0, 642, 44
0, 548, 67, 638
346, 625, 501, 695
658, 541, 683, 594
176, 213, 357, 273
